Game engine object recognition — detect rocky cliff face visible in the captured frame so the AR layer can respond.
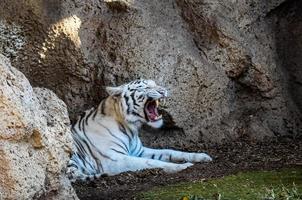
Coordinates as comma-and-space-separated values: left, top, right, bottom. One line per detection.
0, 0, 301, 185
0, 55, 77, 199
1, 0, 302, 198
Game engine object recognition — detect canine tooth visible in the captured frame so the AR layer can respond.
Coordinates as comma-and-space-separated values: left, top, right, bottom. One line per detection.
156, 100, 159, 107
155, 115, 162, 120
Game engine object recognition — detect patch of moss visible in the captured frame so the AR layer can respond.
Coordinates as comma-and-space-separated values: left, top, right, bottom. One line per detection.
137, 168, 302, 200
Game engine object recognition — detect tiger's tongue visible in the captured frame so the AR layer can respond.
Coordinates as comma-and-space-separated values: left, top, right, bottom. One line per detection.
148, 103, 158, 121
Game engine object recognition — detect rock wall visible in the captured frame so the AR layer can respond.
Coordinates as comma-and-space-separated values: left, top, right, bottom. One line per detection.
0, 54, 77, 199
0, 0, 301, 148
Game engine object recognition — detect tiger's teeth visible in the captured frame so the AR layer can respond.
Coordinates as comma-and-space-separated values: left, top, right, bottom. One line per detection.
155, 115, 162, 120
155, 100, 159, 107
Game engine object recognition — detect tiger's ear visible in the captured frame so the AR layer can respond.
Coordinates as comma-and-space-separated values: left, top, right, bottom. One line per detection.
106, 86, 123, 96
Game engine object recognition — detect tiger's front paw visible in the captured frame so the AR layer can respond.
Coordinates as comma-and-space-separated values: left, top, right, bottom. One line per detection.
191, 153, 213, 163
163, 162, 193, 173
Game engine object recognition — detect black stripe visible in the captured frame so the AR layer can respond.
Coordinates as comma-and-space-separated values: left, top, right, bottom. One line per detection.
138, 94, 144, 100
128, 127, 134, 137
78, 112, 86, 131
130, 92, 139, 107
95, 148, 117, 161
96, 160, 104, 173
124, 95, 130, 114
82, 115, 86, 132
71, 124, 77, 135
151, 154, 155, 159
71, 122, 77, 132
80, 111, 86, 119
133, 138, 142, 154
80, 138, 93, 156
118, 123, 131, 141
138, 94, 145, 103
132, 111, 144, 119
76, 152, 87, 168
158, 154, 163, 160
129, 120, 141, 124
92, 105, 99, 120
74, 138, 88, 155
118, 123, 127, 135
100, 99, 106, 115
169, 154, 172, 161
112, 141, 128, 154
85, 159, 95, 171
91, 108, 98, 120
85, 108, 95, 125
86, 176, 92, 181
110, 148, 127, 155
67, 163, 78, 169
137, 149, 144, 157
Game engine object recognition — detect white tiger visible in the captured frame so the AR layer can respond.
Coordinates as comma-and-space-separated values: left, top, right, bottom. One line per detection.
67, 79, 212, 182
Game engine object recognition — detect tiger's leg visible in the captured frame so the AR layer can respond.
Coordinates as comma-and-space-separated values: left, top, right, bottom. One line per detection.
104, 154, 193, 174
140, 147, 212, 163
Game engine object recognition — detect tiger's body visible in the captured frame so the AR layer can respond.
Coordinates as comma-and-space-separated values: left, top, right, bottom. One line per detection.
67, 80, 212, 182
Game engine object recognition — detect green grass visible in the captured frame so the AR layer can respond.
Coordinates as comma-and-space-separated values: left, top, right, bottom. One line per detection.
136, 168, 302, 200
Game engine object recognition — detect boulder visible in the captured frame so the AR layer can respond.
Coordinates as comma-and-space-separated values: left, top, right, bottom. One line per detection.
0, 54, 77, 199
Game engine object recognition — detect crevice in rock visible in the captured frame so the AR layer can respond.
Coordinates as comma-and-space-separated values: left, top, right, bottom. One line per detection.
275, 0, 302, 113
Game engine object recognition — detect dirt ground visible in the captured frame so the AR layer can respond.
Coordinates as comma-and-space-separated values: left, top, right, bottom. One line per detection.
73, 137, 302, 200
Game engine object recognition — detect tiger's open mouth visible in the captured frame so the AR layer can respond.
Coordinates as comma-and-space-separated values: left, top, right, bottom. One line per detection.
144, 98, 165, 122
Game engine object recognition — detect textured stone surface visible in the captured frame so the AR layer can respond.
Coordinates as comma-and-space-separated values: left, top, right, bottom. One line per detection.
0, 21, 25, 60
0, 0, 301, 148
0, 54, 77, 199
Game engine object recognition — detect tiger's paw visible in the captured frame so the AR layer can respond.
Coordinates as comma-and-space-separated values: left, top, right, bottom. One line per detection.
191, 153, 213, 163
164, 162, 194, 173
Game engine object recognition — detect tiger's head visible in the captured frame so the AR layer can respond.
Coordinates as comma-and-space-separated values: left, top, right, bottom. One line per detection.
106, 79, 167, 128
